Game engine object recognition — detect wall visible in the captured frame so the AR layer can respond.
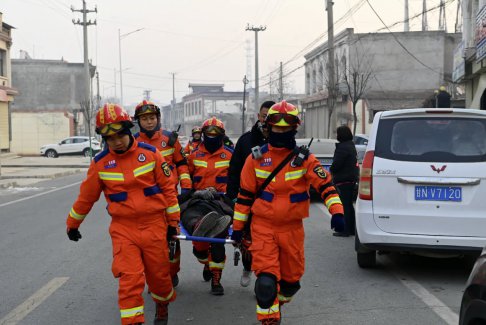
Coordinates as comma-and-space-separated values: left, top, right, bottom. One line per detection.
11, 111, 71, 155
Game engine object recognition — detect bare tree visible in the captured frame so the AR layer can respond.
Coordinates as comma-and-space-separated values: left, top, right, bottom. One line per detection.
342, 51, 374, 135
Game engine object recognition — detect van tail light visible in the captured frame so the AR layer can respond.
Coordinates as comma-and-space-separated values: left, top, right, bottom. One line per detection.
359, 150, 374, 200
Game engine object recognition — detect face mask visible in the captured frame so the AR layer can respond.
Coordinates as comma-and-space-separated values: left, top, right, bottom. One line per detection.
203, 134, 224, 153
268, 129, 297, 149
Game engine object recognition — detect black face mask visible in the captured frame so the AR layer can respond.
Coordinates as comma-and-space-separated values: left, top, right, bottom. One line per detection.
138, 120, 161, 139
268, 129, 297, 149
204, 134, 224, 153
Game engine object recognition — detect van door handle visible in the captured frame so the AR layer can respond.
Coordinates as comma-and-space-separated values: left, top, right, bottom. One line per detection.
397, 177, 481, 186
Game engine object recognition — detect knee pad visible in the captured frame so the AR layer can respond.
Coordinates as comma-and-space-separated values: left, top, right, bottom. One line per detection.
280, 280, 301, 297
210, 243, 225, 263
192, 247, 208, 260
254, 273, 277, 309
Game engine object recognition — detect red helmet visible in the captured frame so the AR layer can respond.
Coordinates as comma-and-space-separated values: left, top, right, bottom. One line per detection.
95, 103, 133, 136
266, 100, 300, 127
192, 126, 202, 134
134, 100, 160, 119
202, 117, 225, 135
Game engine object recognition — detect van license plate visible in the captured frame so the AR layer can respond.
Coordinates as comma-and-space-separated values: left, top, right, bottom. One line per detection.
414, 186, 462, 202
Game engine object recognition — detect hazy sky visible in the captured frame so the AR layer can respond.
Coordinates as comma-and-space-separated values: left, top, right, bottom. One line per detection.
2, 0, 460, 108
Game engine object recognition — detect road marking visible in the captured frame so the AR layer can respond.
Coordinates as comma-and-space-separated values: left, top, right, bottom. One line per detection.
390, 267, 459, 325
0, 182, 81, 208
0, 277, 69, 325
314, 203, 459, 324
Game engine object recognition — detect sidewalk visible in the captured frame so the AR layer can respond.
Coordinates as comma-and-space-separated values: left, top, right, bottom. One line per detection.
0, 154, 90, 188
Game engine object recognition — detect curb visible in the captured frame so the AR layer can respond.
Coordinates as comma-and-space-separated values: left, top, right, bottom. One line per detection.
0, 169, 83, 188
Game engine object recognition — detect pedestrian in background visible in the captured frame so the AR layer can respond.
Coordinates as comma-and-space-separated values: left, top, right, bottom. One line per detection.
330, 125, 359, 237
226, 100, 275, 287
437, 85, 451, 108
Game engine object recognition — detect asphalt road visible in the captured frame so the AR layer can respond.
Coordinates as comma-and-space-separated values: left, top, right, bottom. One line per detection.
0, 174, 473, 325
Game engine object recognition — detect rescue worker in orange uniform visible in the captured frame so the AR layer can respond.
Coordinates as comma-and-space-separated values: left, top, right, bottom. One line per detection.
66, 104, 180, 325
186, 117, 234, 295
133, 100, 191, 287
230, 101, 344, 325
184, 126, 202, 155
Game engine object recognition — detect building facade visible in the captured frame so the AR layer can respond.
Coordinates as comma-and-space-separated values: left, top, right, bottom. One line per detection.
0, 13, 18, 152
11, 58, 95, 154
303, 28, 460, 138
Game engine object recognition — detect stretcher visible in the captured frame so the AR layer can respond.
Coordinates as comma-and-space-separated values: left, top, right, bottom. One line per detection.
174, 223, 235, 244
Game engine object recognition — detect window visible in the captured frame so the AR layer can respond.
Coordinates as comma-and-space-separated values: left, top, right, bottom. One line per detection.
61, 138, 73, 145
0, 50, 5, 77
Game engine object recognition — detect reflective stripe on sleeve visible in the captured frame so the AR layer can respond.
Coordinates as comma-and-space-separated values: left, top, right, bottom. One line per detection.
151, 288, 174, 302
284, 169, 307, 181
193, 160, 208, 168
69, 207, 86, 221
161, 148, 175, 156
133, 161, 155, 177
166, 204, 180, 214
256, 303, 280, 315
325, 196, 342, 209
278, 293, 293, 303
215, 160, 230, 168
179, 173, 191, 180
120, 305, 144, 318
233, 211, 248, 222
98, 172, 124, 181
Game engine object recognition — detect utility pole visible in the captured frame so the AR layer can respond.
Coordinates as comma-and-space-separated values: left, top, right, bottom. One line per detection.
118, 28, 144, 107
113, 68, 117, 99
439, 0, 447, 32
279, 61, 283, 101
143, 90, 151, 101
242, 75, 249, 134
326, 0, 335, 138
246, 24, 266, 113
404, 0, 409, 32
96, 71, 100, 110
171, 72, 176, 130
72, 0, 97, 160
422, 0, 428, 31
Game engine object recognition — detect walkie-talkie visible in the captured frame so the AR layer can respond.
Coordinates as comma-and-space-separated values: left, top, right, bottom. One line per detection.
292, 138, 313, 167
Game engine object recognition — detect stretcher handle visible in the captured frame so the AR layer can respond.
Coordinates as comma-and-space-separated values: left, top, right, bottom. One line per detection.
174, 235, 235, 244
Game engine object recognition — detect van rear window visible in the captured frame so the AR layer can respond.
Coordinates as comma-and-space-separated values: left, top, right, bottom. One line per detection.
375, 117, 486, 162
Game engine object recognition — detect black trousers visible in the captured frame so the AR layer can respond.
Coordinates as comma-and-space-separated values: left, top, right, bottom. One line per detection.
336, 182, 356, 235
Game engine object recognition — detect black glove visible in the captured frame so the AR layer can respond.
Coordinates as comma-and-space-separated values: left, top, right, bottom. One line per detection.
67, 228, 82, 241
167, 226, 178, 242
331, 213, 345, 233
231, 230, 243, 244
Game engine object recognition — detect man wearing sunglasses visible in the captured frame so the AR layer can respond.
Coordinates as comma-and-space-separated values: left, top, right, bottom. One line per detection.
226, 100, 275, 288
186, 117, 234, 295
133, 100, 191, 287
65, 103, 180, 325
230, 101, 344, 325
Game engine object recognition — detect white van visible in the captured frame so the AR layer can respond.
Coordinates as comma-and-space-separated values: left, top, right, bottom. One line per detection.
356, 108, 486, 268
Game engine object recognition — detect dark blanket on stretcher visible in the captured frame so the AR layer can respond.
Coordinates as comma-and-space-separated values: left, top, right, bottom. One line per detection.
179, 196, 234, 235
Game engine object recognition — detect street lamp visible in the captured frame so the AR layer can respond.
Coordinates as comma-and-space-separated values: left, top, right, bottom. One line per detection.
118, 28, 144, 106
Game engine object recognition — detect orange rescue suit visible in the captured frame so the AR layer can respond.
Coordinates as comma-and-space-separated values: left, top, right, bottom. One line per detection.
233, 144, 343, 321
187, 143, 233, 193
66, 140, 180, 325
135, 129, 192, 190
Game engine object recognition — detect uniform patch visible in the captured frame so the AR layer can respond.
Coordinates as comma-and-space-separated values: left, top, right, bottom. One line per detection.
260, 157, 272, 167
196, 152, 206, 158
104, 160, 117, 169
313, 166, 327, 179
220, 153, 226, 159
161, 141, 167, 148
138, 153, 146, 162
161, 162, 171, 177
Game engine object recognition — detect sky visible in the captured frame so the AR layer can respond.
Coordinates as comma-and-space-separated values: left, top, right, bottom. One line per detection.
2, 0, 461, 108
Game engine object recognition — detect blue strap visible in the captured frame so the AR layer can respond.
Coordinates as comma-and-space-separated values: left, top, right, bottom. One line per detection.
108, 192, 128, 202
260, 191, 274, 202
143, 185, 162, 197
193, 176, 202, 183
215, 176, 228, 183
290, 192, 309, 203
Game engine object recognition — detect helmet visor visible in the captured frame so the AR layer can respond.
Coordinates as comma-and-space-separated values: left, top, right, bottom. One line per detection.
98, 122, 125, 136
136, 105, 158, 117
204, 125, 224, 135
266, 113, 300, 126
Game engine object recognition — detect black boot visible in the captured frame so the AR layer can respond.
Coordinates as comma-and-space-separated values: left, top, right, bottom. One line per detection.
210, 269, 224, 295
154, 302, 168, 325
202, 264, 212, 282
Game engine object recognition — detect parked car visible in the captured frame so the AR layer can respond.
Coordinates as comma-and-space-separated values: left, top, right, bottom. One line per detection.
460, 245, 486, 325
355, 108, 486, 268
40, 136, 101, 158
354, 133, 368, 160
